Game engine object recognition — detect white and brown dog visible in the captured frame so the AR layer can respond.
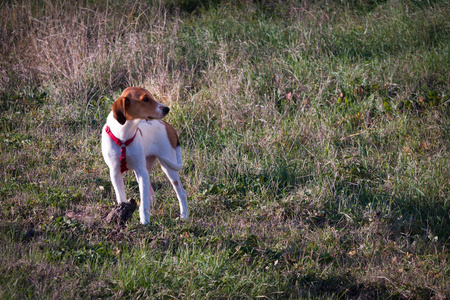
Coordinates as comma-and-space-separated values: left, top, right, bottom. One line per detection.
102, 87, 188, 224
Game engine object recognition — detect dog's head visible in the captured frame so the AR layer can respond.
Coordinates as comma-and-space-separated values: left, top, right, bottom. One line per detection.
112, 87, 170, 125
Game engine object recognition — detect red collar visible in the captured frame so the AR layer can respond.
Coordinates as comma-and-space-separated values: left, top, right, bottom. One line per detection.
105, 125, 138, 174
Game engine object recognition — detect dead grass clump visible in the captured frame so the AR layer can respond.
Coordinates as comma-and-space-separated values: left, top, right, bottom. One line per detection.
1, 0, 182, 104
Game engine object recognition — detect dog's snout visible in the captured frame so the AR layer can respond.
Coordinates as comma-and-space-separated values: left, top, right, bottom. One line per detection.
162, 106, 170, 114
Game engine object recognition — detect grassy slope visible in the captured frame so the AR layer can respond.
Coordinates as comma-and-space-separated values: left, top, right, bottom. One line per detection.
0, 0, 449, 299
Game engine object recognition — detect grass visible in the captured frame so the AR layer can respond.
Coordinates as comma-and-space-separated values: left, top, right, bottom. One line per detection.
1, 0, 449, 299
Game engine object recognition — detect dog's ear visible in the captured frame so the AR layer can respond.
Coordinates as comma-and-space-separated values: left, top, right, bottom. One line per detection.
112, 96, 130, 125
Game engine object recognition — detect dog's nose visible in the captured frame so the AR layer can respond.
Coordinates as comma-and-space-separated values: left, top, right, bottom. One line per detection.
162, 106, 170, 114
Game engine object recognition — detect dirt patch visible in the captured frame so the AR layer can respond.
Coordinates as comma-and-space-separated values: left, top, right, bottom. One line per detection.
65, 205, 108, 225
64, 199, 137, 230
104, 199, 137, 229
65, 210, 96, 222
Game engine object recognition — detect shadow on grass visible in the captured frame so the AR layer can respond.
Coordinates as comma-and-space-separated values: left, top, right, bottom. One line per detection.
390, 196, 449, 243
329, 181, 450, 243
284, 272, 431, 300
201, 160, 312, 207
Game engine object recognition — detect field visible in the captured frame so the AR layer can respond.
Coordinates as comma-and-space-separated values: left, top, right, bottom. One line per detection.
1, 0, 449, 298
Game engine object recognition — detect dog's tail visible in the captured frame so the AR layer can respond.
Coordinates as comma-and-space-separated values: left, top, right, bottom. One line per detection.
159, 145, 183, 171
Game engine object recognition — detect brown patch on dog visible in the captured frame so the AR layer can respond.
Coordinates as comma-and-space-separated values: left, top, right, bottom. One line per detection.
161, 121, 180, 149
113, 87, 166, 122
125, 97, 159, 120
146, 155, 157, 171
120, 87, 155, 102
112, 96, 129, 125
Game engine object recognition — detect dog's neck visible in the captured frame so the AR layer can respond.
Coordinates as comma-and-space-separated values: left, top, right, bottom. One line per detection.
106, 112, 141, 142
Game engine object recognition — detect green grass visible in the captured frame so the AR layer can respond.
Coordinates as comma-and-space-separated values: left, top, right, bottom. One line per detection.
1, 0, 449, 299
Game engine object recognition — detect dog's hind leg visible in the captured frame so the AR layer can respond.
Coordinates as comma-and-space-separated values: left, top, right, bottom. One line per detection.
160, 162, 189, 219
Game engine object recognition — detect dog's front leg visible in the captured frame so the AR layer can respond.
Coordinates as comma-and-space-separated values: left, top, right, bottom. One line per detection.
110, 169, 127, 204
134, 167, 151, 224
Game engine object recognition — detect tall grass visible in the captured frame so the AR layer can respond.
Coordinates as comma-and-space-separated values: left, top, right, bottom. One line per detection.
1, 0, 449, 299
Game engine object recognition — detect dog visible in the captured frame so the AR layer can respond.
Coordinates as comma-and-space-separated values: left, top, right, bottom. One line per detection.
101, 87, 188, 224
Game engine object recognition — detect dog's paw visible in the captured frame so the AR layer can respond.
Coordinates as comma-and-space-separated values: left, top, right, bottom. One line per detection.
139, 208, 151, 225
176, 214, 189, 221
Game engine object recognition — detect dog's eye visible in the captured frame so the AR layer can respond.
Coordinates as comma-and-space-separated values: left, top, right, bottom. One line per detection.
142, 96, 149, 102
